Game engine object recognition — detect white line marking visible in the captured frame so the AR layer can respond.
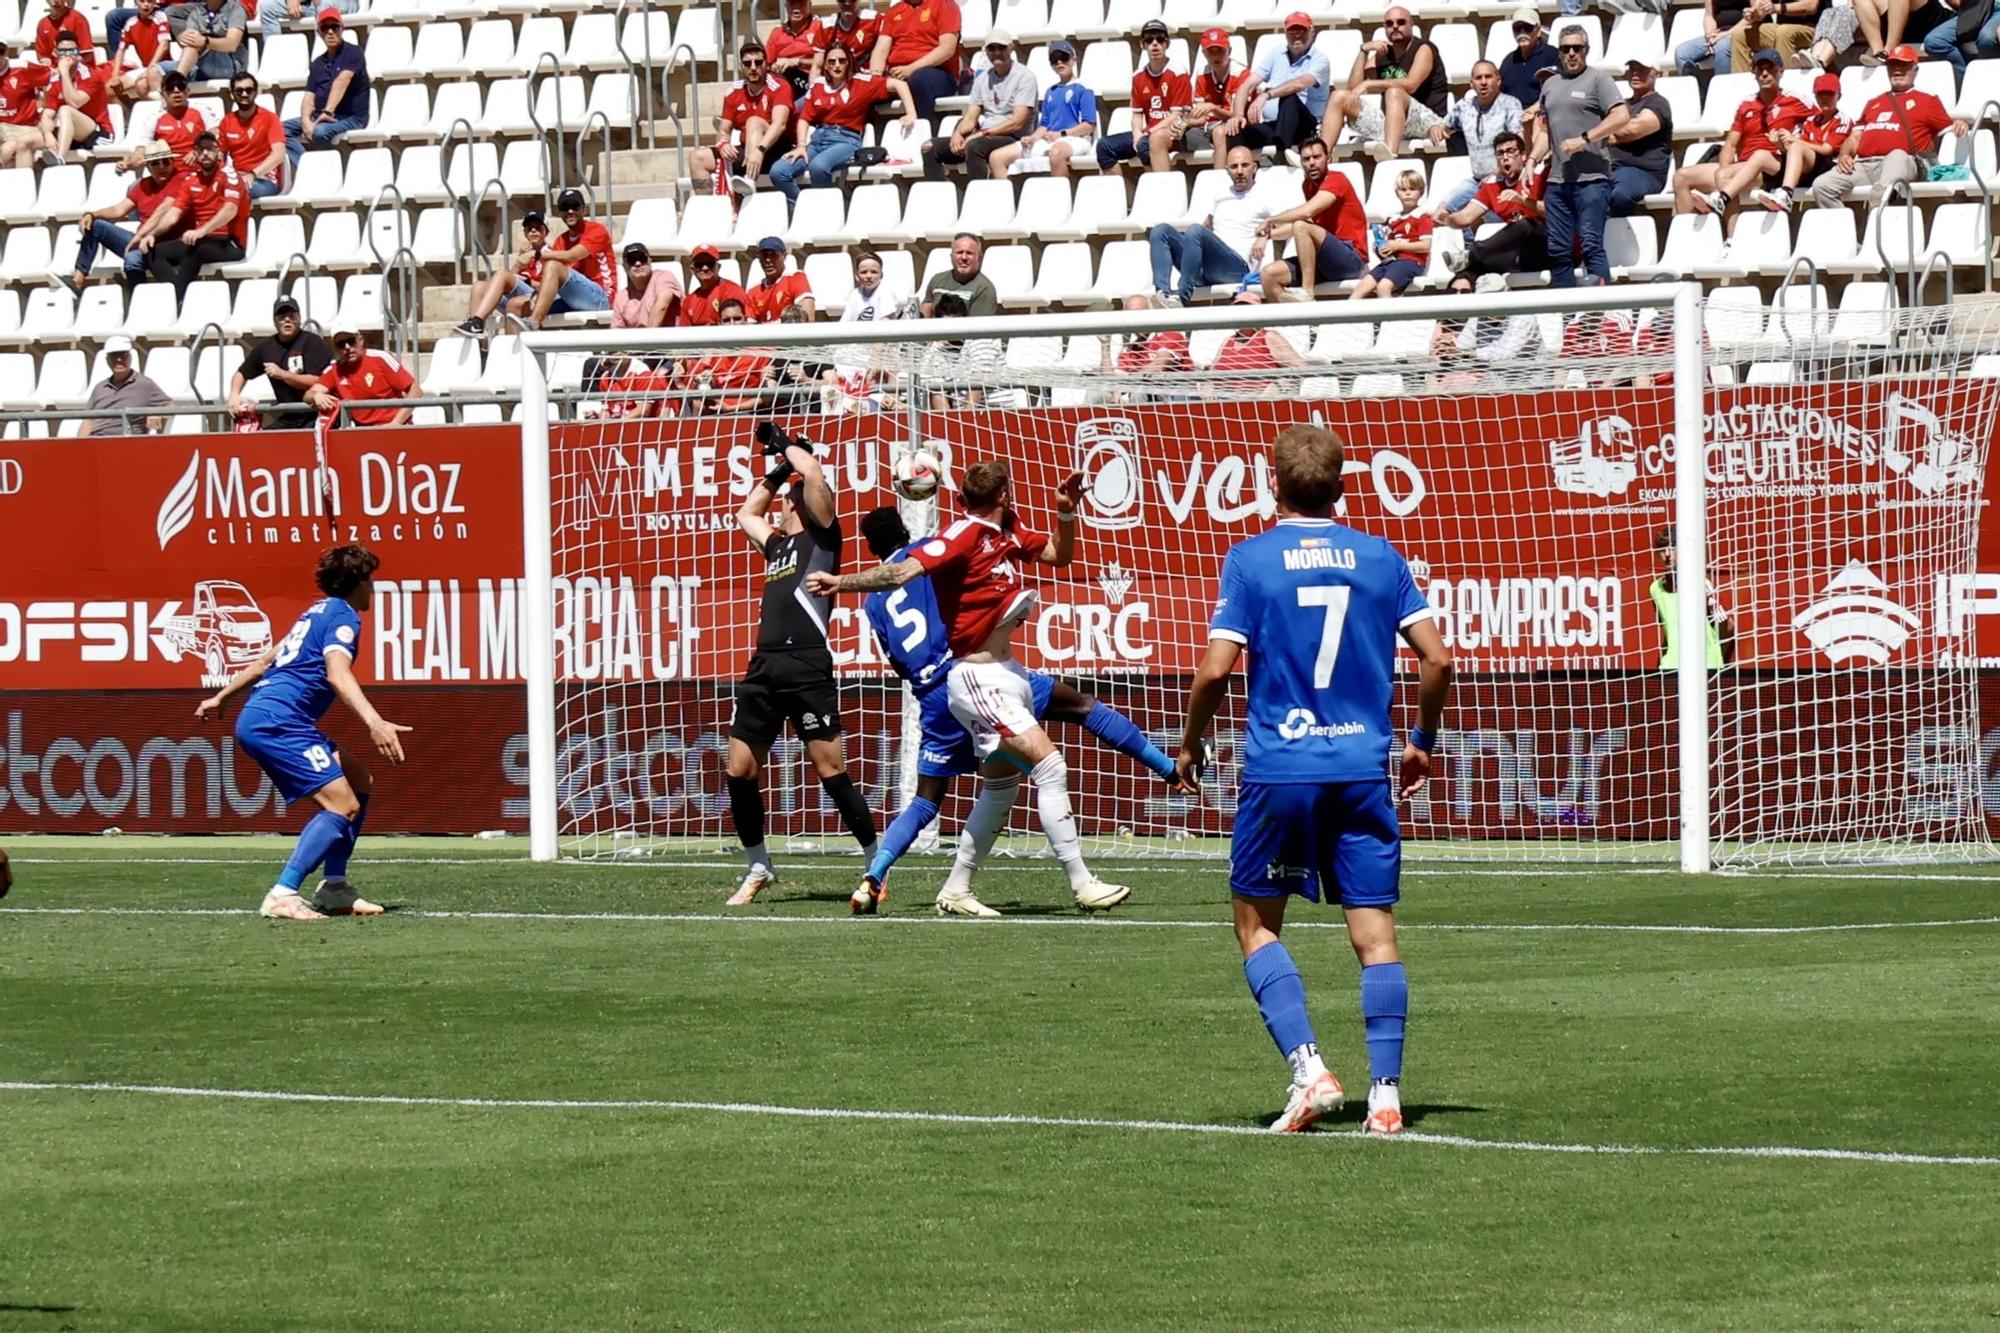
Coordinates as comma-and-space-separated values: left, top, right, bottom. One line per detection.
1, 1080, 1991, 1167
5, 905, 1998, 935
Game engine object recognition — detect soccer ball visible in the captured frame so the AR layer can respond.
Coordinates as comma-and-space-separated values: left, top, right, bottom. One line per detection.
893, 450, 941, 502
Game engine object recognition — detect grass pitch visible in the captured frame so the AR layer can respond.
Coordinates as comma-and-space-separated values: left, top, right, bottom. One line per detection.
4, 837, 2000, 1331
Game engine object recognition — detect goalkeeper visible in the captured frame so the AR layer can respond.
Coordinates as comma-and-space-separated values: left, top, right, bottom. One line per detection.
846, 505, 1196, 916
724, 423, 879, 907
1649, 525, 1733, 670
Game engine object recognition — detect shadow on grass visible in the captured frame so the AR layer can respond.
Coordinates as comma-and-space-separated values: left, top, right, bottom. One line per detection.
1254, 1102, 1489, 1132
0, 1304, 77, 1313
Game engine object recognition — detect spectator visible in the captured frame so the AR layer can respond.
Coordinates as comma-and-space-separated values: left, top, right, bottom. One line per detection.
1751, 71, 1849, 210
457, 211, 552, 336
1207, 292, 1306, 398
917, 291, 1000, 409
765, 0, 822, 98
1182, 28, 1254, 163
746, 236, 815, 321
921, 231, 997, 316
125, 71, 203, 171
841, 250, 906, 321
228, 295, 332, 424
1607, 59, 1673, 217
773, 46, 913, 204
1148, 144, 1283, 307
1674, 0, 1748, 75
1350, 169, 1432, 300
683, 299, 772, 414
1858, 0, 1951, 63
1501, 8, 1561, 103
1542, 30, 1625, 289
600, 355, 676, 420
61, 139, 180, 294
1431, 59, 1524, 213
306, 325, 415, 428
923, 30, 1034, 180
1923, 0, 2000, 72
1814, 44, 1968, 206
769, 303, 831, 413
285, 9, 367, 169
1323, 7, 1451, 161
167, 0, 249, 84
135, 131, 248, 306
1675, 49, 1805, 222
870, 0, 961, 121
1236, 12, 1328, 155
1435, 131, 1547, 291
818, 0, 880, 69
112, 0, 174, 99
33, 32, 113, 166
1097, 19, 1192, 171
86, 336, 172, 435
1102, 292, 1190, 382
1254, 136, 1367, 300
256, 0, 355, 40
35, 0, 96, 65
989, 38, 1097, 176
1732, 0, 1826, 70
526, 188, 616, 329
614, 242, 682, 328
691, 42, 794, 198
1794, 0, 1864, 70
219, 71, 284, 199
679, 244, 752, 326
0, 44, 52, 168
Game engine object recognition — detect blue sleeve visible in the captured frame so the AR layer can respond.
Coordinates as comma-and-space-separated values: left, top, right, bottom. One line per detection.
1078, 85, 1098, 124
1392, 550, 1431, 631
1307, 51, 1331, 84
323, 600, 362, 658
1253, 48, 1276, 82
1209, 546, 1253, 645
862, 590, 893, 655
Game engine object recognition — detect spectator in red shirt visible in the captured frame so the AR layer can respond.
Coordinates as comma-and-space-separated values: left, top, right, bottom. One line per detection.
124, 70, 204, 171
771, 45, 913, 204
818, 0, 879, 71
1813, 43, 1967, 207
133, 131, 248, 306
869, 0, 960, 120
1255, 137, 1367, 300
35, 0, 97, 65
0, 44, 52, 168
764, 0, 821, 98
521, 187, 615, 329
691, 42, 794, 198
1207, 291, 1306, 398
599, 355, 676, 420
1097, 19, 1193, 170
306, 325, 416, 427
745, 236, 816, 321
219, 71, 285, 198
678, 243, 752, 327
1674, 48, 1807, 222
457, 210, 551, 336
1351, 168, 1434, 299
613, 242, 683, 328
1751, 72, 1849, 211
682, 298, 772, 414
34, 32, 113, 165
113, 0, 174, 98
63, 138, 181, 293
1433, 131, 1547, 291
1186, 27, 1256, 163
1100, 293, 1189, 402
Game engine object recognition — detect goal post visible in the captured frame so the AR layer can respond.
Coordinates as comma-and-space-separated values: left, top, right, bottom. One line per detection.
516, 284, 1999, 872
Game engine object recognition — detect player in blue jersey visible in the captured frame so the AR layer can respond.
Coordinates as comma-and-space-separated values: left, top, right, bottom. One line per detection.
1176, 425, 1453, 1135
196, 545, 413, 921
848, 506, 1194, 916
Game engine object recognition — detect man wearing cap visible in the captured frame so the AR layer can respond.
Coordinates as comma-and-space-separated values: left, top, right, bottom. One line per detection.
124, 71, 203, 171
1752, 71, 1850, 210
166, 0, 249, 84
692, 42, 795, 198
284, 8, 368, 168
1148, 144, 1284, 306
1675, 49, 1806, 222
523, 190, 617, 328
0, 46, 53, 169
1098, 19, 1193, 171
136, 132, 249, 306
221, 71, 285, 199
679, 244, 753, 327
1431, 60, 1524, 213
1731, 0, 1826, 71
256, 0, 354, 40
869, 0, 961, 121
746, 237, 815, 322
86, 337, 173, 437
1182, 29, 1255, 162
1235, 12, 1328, 155
1323, 7, 1451, 161
1605, 59, 1673, 217
457, 211, 554, 337
988, 38, 1097, 177
307, 327, 414, 428
922, 30, 1034, 181
774, 45, 913, 204
34, 0, 96, 65
1541, 27, 1625, 289
614, 243, 683, 329
62, 139, 181, 294
765, 0, 823, 99
1501, 8, 1561, 106
1814, 44, 1968, 206
229, 294, 332, 423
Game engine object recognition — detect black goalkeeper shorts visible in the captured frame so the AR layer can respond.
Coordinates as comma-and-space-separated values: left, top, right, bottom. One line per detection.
729, 650, 843, 748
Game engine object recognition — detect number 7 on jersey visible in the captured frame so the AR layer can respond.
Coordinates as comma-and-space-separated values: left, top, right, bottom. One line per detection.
1298, 586, 1351, 689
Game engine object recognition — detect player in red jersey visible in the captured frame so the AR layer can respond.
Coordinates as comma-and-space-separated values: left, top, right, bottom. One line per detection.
692, 42, 795, 197
306, 325, 415, 427
1751, 72, 1850, 211
1096, 18, 1193, 170
809, 461, 1135, 915
34, 31, 113, 164
123, 69, 203, 169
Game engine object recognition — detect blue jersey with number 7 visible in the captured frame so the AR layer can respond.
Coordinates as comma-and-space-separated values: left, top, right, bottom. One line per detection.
244, 597, 362, 725
1208, 517, 1432, 783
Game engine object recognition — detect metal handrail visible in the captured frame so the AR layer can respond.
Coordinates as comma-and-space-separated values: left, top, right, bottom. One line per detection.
528, 51, 571, 198
186, 319, 228, 409
1916, 248, 1958, 307
471, 175, 512, 288
667, 40, 698, 139
1773, 255, 1824, 358
579, 111, 616, 231
1973, 98, 2000, 293
613, 0, 660, 150
1876, 175, 1920, 307
366, 183, 410, 269
274, 251, 320, 331
442, 115, 480, 285
381, 244, 420, 365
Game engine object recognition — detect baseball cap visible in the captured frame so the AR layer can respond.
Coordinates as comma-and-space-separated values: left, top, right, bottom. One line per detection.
273, 295, 300, 317
689, 243, 721, 262
982, 26, 1012, 47
141, 139, 175, 162
1813, 70, 1841, 95
1140, 17, 1169, 38
331, 322, 361, 339
1885, 42, 1920, 63
1622, 56, 1657, 71
1231, 289, 1264, 305
1283, 10, 1313, 29
1048, 38, 1076, 59
555, 187, 585, 211
104, 335, 135, 356
622, 242, 651, 263
756, 235, 787, 254
1751, 47, 1781, 66
316, 6, 343, 24
1200, 25, 1229, 49
1509, 5, 1540, 26
521, 209, 547, 229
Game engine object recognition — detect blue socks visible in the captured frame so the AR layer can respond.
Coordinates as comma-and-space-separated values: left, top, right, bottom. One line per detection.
869, 795, 940, 885
1243, 941, 1318, 1064
277, 809, 354, 891
323, 793, 368, 881
1081, 702, 1175, 781
1360, 962, 1409, 1083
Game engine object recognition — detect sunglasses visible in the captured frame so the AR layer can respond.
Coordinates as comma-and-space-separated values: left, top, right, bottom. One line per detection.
333, 337, 357, 348
232, 86, 255, 95
1559, 43, 1587, 52
1512, 21, 1535, 31
693, 258, 718, 268
1050, 52, 1072, 61
1385, 17, 1408, 25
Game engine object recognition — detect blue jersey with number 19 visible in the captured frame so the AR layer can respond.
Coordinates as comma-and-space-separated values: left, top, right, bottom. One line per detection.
244, 596, 362, 725
863, 541, 954, 696
1209, 517, 1431, 783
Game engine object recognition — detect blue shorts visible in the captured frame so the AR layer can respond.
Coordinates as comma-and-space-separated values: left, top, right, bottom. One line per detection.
1369, 258, 1423, 292
917, 672, 1056, 778
1229, 779, 1401, 907
508, 269, 612, 314
235, 707, 343, 803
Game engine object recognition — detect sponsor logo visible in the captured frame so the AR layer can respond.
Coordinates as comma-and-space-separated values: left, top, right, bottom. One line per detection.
1034, 599, 1153, 667
1424, 575, 1624, 652
156, 449, 470, 550
0, 580, 272, 687
1794, 560, 1921, 665
1097, 562, 1134, 606
1274, 708, 1365, 742
1076, 418, 1142, 531
0, 457, 22, 495
1550, 414, 1640, 498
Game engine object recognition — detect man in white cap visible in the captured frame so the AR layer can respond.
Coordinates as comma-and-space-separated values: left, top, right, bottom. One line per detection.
305, 324, 414, 427
86, 336, 172, 436
921, 29, 1035, 180
1499, 6, 1559, 107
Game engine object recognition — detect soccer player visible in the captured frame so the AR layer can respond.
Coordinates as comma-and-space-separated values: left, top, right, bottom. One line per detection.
848, 505, 1193, 915
725, 425, 878, 906
195, 545, 412, 920
808, 462, 1132, 916
1175, 425, 1452, 1135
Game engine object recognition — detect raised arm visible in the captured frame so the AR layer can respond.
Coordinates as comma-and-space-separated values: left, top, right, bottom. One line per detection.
808, 556, 925, 596
786, 439, 835, 530
1397, 616, 1452, 797
326, 645, 412, 763
1037, 470, 1084, 564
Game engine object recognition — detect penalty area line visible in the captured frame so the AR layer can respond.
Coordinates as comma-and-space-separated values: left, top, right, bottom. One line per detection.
0, 1080, 1993, 1168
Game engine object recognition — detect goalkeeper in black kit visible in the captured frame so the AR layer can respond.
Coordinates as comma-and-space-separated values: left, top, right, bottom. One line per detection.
724, 423, 879, 906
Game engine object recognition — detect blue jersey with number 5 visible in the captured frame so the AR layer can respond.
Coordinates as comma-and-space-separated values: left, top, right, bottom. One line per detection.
1209, 517, 1430, 783
863, 542, 954, 696
245, 597, 362, 725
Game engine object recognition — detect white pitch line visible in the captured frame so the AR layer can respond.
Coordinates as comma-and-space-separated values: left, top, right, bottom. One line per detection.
0, 1079, 1992, 1168
5, 905, 1999, 936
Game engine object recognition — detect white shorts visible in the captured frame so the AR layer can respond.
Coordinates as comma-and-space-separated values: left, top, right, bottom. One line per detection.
1352, 94, 1444, 145
947, 658, 1039, 761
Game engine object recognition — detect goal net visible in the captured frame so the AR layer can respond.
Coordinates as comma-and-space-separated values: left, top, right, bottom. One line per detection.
518, 286, 2000, 871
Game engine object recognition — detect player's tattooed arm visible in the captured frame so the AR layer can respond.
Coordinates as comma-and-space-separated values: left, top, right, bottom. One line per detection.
807, 557, 923, 597
194, 642, 280, 721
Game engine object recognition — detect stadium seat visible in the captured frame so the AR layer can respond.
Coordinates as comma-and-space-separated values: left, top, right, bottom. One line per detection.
81, 162, 126, 213
256, 31, 309, 87
224, 278, 280, 336
1767, 281, 1831, 343
823, 183, 898, 247
175, 281, 234, 339
70, 285, 122, 341
564, 13, 624, 71
620, 197, 680, 252
482, 78, 537, 136
1431, 22, 1479, 81
423, 335, 483, 394
0, 225, 53, 283
884, 180, 956, 243
983, 244, 1037, 306
1956, 59, 2000, 118
426, 82, 486, 141
803, 252, 855, 309
37, 348, 89, 407
1654, 76, 1702, 139
1089, 239, 1152, 301
1696, 73, 1755, 135
1970, 353, 2000, 377
344, 83, 430, 146
191, 345, 229, 404
278, 150, 348, 209
1605, 215, 1657, 279
1642, 212, 1725, 278
1925, 202, 1990, 271
0, 288, 19, 343
1124, 171, 1190, 233
479, 334, 525, 395
531, 74, 589, 132
1371, 316, 1435, 363
1855, 204, 1926, 272
409, 207, 464, 265
511, 15, 568, 74
1218, 0, 1276, 30
1603, 12, 1666, 71
306, 212, 367, 270
1350, 372, 1405, 398
954, 179, 1024, 240
0, 169, 43, 225
993, 0, 1054, 44
1791, 206, 1858, 272
34, 165, 87, 223
19, 287, 74, 342
122, 284, 178, 339
336, 273, 386, 333
1025, 241, 1096, 306
145, 345, 195, 402
785, 188, 850, 249
0, 352, 35, 405
674, 194, 735, 254
1744, 361, 1793, 384
1830, 280, 1896, 347
363, 23, 418, 80
1081, 40, 1136, 97
223, 214, 306, 279
616, 11, 674, 72
1698, 210, 1790, 280
1704, 285, 1767, 359
441, 19, 515, 78
1314, 321, 1373, 362
1010, 175, 1075, 237
1044, 175, 1124, 240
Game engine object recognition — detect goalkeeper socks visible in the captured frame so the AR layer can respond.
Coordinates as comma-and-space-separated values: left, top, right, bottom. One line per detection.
944, 774, 1019, 893
1360, 961, 1409, 1083
1029, 752, 1090, 890
870, 795, 940, 884
819, 772, 877, 851
1244, 941, 1323, 1080
277, 810, 354, 891
727, 776, 766, 851
322, 793, 369, 882
1081, 702, 1175, 781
